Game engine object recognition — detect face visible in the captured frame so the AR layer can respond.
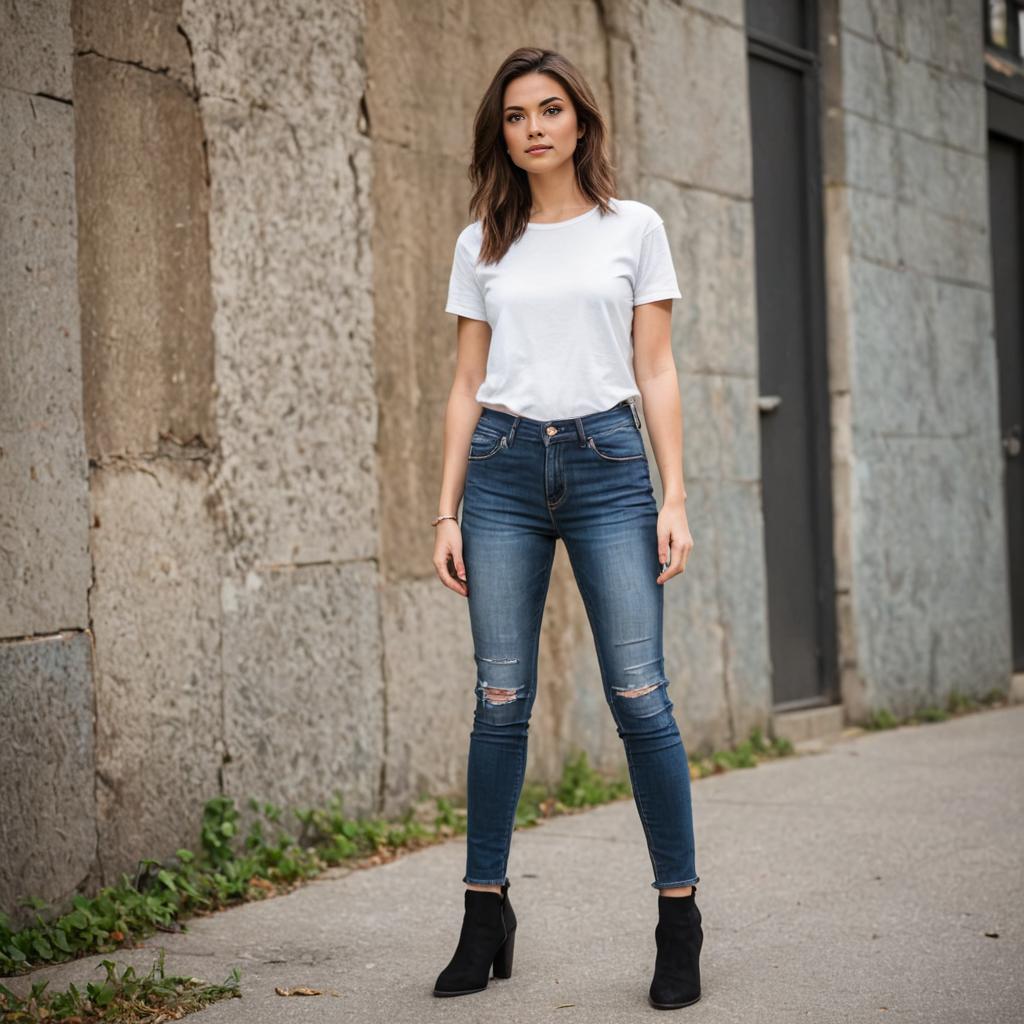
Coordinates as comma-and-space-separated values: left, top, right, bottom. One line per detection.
502, 71, 583, 174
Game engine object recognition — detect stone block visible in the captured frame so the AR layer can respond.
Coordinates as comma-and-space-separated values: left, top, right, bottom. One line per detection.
90, 461, 223, 883
679, 372, 761, 485
897, 203, 989, 284
849, 259, 997, 438
648, 185, 757, 378
662, 478, 745, 754
842, 29, 897, 124
639, 3, 752, 196
199, 98, 377, 572
181, 0, 366, 119
840, 0, 902, 47
896, 133, 987, 225
75, 55, 216, 458
893, 54, 984, 154
845, 112, 898, 195
379, 578, 475, 817
0, 87, 90, 637
221, 561, 384, 822
846, 188, 901, 265
904, 0, 983, 79
0, 633, 96, 926
0, 0, 71, 96
72, 0, 194, 89
771, 704, 845, 745
850, 434, 1011, 715
715, 478, 773, 742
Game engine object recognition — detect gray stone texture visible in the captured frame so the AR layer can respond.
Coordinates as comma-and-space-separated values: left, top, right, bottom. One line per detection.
0, 633, 97, 929
182, 0, 377, 577
0, 62, 90, 638
89, 460, 223, 881
828, 0, 1011, 717
221, 561, 384, 822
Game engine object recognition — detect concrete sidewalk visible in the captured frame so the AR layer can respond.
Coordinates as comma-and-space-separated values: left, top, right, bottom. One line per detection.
5, 704, 1023, 1022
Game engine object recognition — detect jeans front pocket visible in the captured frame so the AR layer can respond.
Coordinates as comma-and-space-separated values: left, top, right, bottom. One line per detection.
586, 424, 647, 462
468, 428, 508, 461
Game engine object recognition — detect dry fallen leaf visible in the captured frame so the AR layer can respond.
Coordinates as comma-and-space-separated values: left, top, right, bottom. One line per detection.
275, 987, 322, 997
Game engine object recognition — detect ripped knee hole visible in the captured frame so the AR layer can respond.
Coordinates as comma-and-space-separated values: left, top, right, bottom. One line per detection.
481, 685, 518, 704
618, 682, 660, 698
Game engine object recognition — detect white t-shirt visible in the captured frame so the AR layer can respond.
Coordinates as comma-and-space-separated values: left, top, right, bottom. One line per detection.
444, 197, 682, 420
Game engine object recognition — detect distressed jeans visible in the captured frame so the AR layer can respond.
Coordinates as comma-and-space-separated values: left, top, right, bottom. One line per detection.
459, 398, 699, 891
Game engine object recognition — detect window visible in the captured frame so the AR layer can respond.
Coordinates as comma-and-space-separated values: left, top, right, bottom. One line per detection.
986, 0, 1024, 60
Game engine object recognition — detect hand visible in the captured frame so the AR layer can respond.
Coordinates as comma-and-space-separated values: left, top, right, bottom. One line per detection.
656, 500, 693, 585
433, 520, 468, 597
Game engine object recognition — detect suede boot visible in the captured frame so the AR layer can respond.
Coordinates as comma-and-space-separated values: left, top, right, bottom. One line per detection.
433, 880, 517, 996
648, 885, 702, 1009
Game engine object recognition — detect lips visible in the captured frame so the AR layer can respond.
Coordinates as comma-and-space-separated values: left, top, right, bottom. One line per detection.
526, 145, 552, 154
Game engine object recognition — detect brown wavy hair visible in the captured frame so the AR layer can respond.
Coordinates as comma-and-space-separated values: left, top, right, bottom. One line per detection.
464, 47, 618, 264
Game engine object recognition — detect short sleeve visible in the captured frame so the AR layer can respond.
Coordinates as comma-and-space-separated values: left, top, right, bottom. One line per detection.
445, 230, 488, 321
633, 218, 682, 307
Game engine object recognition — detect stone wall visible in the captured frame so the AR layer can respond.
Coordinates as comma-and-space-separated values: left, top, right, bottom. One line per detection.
0, 0, 99, 921
823, 0, 1011, 719
0, 0, 1014, 922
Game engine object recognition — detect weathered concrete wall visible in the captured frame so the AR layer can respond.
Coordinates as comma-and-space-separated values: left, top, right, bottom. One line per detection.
824, 0, 1011, 719
71, 1, 223, 884
0, 1, 99, 919
0, 3, 89, 639
178, 0, 382, 824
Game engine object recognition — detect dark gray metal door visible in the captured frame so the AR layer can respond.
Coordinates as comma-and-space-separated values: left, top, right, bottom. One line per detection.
987, 81, 1024, 671
746, 0, 838, 708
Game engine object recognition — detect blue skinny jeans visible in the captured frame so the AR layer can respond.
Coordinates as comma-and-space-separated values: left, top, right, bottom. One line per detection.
458, 398, 699, 891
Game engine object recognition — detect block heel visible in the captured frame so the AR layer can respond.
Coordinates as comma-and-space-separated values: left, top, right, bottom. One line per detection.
491, 923, 515, 979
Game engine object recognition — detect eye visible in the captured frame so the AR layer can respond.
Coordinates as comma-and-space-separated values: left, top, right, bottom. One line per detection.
506, 106, 563, 123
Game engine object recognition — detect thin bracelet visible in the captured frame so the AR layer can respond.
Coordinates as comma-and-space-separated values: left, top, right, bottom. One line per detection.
432, 513, 458, 527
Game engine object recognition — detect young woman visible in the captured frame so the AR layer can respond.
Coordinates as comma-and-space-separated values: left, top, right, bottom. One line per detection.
431, 47, 702, 1010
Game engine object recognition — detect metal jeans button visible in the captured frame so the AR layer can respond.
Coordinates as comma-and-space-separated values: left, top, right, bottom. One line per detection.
545, 425, 558, 435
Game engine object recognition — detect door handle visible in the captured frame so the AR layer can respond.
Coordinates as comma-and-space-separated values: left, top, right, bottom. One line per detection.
758, 395, 782, 413
1004, 423, 1021, 458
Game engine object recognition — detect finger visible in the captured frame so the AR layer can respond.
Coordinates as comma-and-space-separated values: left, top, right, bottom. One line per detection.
657, 534, 670, 567
437, 564, 468, 597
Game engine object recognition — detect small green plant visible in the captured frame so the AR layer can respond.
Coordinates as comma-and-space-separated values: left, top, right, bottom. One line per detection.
912, 705, 949, 723
865, 707, 900, 730
687, 726, 794, 778
0, 948, 240, 1022
863, 687, 1010, 732
513, 749, 631, 828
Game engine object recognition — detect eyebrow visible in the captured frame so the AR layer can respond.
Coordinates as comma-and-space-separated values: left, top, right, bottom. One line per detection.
503, 96, 564, 112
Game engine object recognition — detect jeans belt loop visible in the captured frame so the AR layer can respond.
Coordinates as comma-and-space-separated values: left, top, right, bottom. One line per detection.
628, 397, 641, 430
574, 416, 587, 446
508, 416, 520, 445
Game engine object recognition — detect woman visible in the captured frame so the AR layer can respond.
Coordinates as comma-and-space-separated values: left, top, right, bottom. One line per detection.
431, 47, 702, 1010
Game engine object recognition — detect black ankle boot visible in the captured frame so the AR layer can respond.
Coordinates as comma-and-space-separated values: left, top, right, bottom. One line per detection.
648, 885, 702, 1009
433, 880, 517, 996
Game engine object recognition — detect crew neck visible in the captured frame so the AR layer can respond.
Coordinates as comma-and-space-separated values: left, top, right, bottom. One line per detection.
526, 204, 601, 230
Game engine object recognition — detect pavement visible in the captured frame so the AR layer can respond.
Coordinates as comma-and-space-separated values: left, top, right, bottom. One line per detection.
4, 703, 1023, 1023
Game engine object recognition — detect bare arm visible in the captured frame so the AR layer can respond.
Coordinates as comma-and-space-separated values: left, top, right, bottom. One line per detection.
433, 315, 491, 596
632, 299, 693, 583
